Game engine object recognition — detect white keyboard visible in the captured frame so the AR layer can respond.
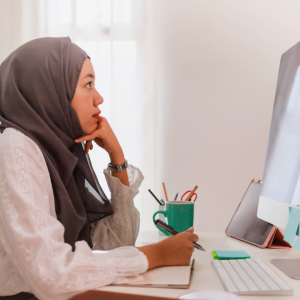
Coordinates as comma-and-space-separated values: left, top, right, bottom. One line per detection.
211, 259, 293, 296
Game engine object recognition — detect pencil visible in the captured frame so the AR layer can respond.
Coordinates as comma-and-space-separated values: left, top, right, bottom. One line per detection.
184, 185, 198, 201
148, 189, 163, 205
174, 193, 178, 201
162, 182, 169, 202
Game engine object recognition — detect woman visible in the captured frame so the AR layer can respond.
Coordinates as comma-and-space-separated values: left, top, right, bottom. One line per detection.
0, 37, 198, 300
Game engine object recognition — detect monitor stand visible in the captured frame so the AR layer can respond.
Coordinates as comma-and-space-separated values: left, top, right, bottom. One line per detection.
272, 259, 300, 280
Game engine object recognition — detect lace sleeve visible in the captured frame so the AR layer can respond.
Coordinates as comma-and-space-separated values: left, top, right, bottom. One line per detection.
0, 129, 148, 299
92, 165, 144, 250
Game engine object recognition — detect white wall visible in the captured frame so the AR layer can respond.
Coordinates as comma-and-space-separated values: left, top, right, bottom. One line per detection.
0, 0, 22, 62
154, 0, 300, 232
0, 0, 46, 64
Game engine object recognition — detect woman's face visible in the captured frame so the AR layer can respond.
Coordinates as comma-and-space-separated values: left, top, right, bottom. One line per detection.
71, 58, 103, 134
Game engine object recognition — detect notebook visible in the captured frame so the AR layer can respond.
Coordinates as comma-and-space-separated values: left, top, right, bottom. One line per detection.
113, 259, 195, 289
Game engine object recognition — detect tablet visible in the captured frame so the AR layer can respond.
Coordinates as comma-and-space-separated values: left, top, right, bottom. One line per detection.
225, 181, 275, 247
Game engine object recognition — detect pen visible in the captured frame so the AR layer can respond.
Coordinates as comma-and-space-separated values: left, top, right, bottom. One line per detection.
174, 193, 178, 201
162, 182, 169, 202
148, 189, 164, 205
154, 219, 205, 251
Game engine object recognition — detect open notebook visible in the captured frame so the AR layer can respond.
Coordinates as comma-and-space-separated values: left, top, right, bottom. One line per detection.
93, 247, 194, 289
113, 258, 195, 289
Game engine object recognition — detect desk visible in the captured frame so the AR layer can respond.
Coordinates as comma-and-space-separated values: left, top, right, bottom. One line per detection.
96, 231, 300, 299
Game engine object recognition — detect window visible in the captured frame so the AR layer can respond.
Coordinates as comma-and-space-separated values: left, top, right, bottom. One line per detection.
46, 0, 156, 230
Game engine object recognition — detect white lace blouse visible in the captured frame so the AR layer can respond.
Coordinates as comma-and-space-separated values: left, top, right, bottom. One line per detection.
0, 128, 148, 300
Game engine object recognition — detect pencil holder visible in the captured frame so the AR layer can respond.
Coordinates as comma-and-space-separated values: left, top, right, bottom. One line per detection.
153, 201, 194, 236
158, 204, 166, 235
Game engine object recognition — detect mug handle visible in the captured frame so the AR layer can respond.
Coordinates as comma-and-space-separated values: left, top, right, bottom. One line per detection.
153, 210, 169, 236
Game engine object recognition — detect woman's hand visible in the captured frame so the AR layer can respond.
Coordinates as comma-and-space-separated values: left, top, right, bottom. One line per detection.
75, 116, 121, 156
75, 117, 129, 186
137, 228, 199, 270
75, 117, 124, 165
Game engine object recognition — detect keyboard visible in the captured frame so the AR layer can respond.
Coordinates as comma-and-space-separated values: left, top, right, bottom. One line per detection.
211, 259, 293, 296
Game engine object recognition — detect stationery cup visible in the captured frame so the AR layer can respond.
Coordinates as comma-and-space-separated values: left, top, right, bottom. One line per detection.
153, 201, 194, 236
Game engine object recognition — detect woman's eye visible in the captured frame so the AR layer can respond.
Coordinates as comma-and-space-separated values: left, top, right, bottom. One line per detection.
86, 82, 92, 89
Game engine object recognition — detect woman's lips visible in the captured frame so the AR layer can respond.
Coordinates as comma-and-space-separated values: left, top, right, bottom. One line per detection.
93, 111, 101, 119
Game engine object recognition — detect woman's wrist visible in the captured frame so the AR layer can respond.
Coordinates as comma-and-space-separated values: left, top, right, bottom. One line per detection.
137, 243, 163, 270
108, 149, 130, 186
109, 150, 125, 166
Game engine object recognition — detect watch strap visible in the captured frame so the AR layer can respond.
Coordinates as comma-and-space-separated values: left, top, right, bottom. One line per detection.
108, 160, 128, 172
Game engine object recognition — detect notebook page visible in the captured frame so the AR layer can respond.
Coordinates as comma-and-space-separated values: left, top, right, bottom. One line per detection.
139, 264, 192, 285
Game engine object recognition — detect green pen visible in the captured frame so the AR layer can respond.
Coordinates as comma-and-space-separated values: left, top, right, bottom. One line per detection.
148, 189, 164, 205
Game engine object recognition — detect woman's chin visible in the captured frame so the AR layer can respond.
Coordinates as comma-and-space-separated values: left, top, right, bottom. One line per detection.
83, 124, 97, 135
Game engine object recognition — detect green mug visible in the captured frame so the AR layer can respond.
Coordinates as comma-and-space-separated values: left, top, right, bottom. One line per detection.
153, 201, 194, 236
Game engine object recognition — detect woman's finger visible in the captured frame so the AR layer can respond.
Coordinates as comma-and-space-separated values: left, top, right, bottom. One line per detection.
75, 134, 95, 143
75, 128, 105, 143
191, 234, 199, 242
85, 140, 93, 154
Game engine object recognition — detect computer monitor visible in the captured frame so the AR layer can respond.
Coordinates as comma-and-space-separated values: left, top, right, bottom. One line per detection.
258, 41, 300, 279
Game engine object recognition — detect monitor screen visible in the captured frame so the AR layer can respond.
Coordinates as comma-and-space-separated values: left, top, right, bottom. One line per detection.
261, 42, 300, 207
258, 41, 300, 281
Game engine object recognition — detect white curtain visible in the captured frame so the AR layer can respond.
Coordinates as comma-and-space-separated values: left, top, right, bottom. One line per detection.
0, 0, 158, 231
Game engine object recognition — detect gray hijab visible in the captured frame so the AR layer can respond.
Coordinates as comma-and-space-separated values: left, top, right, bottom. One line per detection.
0, 37, 113, 250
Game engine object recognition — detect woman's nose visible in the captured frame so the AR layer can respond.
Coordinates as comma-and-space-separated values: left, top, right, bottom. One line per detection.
94, 91, 104, 106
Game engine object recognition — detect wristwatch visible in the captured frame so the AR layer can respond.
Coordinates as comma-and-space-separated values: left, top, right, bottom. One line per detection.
108, 160, 128, 172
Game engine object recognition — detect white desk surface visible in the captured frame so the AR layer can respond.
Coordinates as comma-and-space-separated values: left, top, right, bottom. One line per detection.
97, 231, 300, 299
